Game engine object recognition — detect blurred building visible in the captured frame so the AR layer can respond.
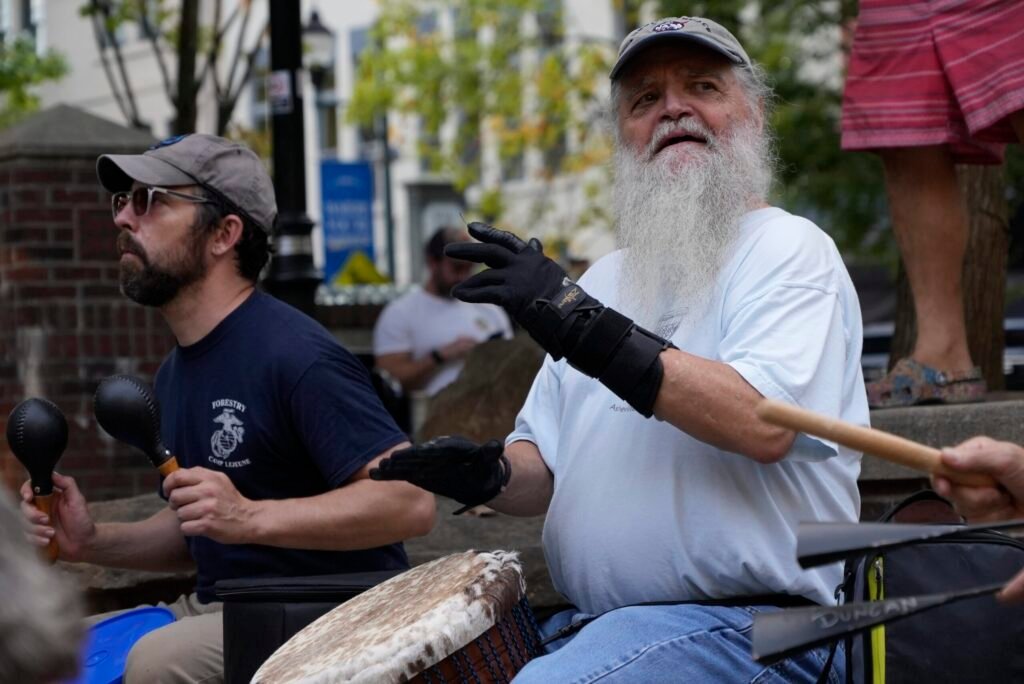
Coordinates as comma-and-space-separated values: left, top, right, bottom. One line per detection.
14, 0, 629, 291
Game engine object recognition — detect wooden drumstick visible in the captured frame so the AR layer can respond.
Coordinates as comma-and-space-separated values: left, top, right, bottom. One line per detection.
756, 399, 996, 487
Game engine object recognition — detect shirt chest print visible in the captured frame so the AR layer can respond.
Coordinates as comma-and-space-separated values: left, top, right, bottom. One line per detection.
208, 399, 252, 468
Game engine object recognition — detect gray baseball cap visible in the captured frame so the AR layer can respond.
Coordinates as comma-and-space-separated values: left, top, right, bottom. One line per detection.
610, 17, 752, 81
96, 133, 277, 234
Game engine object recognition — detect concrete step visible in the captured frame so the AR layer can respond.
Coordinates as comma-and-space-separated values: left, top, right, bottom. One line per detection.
860, 398, 1024, 518
865, 398, 1024, 479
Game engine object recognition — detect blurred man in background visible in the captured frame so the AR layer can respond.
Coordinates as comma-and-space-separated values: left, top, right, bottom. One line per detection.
373, 226, 512, 397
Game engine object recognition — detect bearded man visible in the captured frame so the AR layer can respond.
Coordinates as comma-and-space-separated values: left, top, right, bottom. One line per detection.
372, 16, 865, 682
19, 134, 435, 682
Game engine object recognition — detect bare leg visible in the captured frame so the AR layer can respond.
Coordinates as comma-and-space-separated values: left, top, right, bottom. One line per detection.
879, 145, 974, 372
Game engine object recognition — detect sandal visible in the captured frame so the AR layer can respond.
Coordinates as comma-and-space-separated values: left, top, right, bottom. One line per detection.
867, 358, 986, 409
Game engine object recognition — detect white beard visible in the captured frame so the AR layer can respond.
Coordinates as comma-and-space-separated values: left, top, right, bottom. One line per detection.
613, 116, 773, 335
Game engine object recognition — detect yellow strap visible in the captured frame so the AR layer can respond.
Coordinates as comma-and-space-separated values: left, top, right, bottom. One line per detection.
867, 557, 886, 683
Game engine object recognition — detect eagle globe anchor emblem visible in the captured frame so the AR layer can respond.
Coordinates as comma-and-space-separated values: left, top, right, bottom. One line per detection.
211, 409, 245, 460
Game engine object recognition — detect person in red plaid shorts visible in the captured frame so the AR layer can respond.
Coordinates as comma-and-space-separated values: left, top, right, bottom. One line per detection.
842, 0, 1024, 408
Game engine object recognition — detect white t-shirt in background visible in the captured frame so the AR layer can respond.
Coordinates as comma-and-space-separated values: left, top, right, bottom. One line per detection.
508, 207, 867, 614
373, 287, 512, 396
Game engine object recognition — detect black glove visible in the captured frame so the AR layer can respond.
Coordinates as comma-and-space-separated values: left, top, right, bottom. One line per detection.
447, 222, 569, 321
446, 221, 673, 417
369, 436, 510, 514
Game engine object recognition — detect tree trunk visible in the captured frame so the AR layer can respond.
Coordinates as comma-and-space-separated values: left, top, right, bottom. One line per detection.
173, 0, 200, 134
891, 164, 1009, 390
961, 164, 1009, 389
217, 104, 233, 137
891, 260, 915, 365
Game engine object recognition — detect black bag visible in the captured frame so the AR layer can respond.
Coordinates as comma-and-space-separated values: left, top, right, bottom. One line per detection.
841, 490, 1024, 683
215, 569, 404, 684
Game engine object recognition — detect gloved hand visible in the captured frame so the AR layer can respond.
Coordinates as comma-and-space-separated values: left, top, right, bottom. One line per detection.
448, 222, 608, 359
446, 221, 673, 417
369, 436, 510, 514
447, 222, 571, 320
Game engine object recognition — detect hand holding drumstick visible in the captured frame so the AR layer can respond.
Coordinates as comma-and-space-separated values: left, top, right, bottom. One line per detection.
931, 437, 1024, 602
757, 399, 1024, 602
931, 438, 1024, 522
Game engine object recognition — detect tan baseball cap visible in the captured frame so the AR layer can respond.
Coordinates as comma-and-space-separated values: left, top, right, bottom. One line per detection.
610, 16, 752, 81
96, 133, 277, 234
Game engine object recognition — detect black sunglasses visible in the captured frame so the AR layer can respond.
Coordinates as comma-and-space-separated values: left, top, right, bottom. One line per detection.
111, 186, 215, 221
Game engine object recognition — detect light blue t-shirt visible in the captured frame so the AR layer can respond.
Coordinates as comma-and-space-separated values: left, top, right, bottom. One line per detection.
508, 207, 867, 614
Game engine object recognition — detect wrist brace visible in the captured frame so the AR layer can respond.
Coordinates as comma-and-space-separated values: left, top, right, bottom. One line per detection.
525, 282, 673, 417
452, 452, 512, 515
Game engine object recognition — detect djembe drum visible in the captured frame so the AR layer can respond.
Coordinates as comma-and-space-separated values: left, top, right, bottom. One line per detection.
253, 550, 542, 683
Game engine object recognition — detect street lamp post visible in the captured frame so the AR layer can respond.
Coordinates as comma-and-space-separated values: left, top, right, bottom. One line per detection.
304, 11, 334, 91
264, 0, 322, 317
375, 112, 397, 281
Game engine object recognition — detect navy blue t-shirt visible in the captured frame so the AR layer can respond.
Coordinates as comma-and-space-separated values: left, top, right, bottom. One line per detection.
155, 290, 410, 602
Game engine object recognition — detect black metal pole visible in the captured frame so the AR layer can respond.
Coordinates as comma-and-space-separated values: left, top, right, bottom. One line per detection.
264, 0, 322, 317
376, 112, 397, 280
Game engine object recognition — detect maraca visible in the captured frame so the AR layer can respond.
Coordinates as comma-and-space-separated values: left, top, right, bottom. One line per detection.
94, 375, 179, 476
6, 398, 68, 562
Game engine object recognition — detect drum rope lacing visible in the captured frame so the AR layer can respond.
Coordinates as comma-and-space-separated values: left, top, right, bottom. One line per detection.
419, 597, 539, 683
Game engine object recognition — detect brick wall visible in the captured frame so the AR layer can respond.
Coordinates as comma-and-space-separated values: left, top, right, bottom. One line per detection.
1, 157, 174, 500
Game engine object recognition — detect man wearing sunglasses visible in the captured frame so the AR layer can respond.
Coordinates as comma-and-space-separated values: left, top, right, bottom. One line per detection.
19, 133, 435, 683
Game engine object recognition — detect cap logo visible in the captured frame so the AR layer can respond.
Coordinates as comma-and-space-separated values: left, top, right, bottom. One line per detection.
653, 20, 685, 33
149, 134, 189, 151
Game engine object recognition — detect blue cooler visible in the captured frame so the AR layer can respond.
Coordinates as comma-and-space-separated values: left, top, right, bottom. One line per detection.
68, 607, 175, 684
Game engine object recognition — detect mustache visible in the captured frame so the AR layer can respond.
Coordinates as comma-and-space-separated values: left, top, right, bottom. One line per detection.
645, 119, 717, 160
117, 233, 148, 264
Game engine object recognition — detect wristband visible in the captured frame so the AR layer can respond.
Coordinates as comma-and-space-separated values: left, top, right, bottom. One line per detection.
452, 452, 512, 515
431, 349, 444, 365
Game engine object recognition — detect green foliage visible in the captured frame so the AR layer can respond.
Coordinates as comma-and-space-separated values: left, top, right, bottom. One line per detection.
354, 0, 1017, 263
79, 0, 175, 41
477, 186, 505, 221
349, 0, 613, 231
0, 38, 67, 129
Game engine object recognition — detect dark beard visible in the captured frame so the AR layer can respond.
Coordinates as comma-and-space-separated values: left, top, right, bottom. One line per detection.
430, 274, 457, 299
119, 230, 208, 307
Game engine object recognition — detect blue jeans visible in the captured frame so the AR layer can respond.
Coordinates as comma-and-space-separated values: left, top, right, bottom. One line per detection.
513, 604, 843, 684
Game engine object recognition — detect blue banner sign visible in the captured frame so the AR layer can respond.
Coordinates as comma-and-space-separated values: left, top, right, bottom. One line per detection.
320, 161, 380, 285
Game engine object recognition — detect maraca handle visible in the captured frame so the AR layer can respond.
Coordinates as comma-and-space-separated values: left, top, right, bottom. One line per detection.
157, 456, 180, 476
34, 494, 59, 564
